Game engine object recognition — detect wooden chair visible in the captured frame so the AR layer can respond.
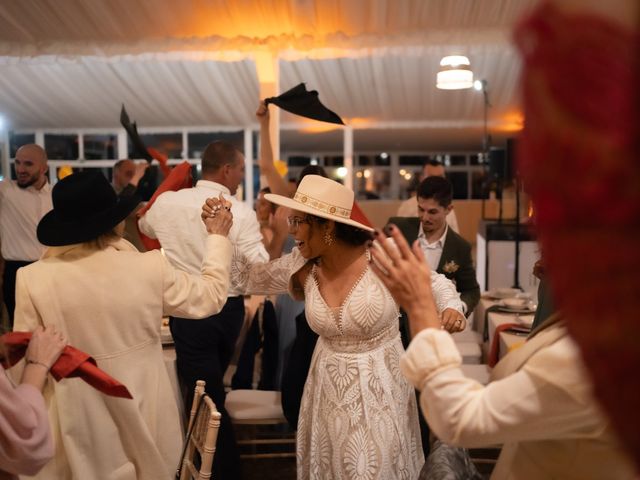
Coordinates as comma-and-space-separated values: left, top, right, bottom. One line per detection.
178, 380, 222, 480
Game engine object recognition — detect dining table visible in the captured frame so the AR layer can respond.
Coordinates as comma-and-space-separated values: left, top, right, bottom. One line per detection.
473, 295, 535, 365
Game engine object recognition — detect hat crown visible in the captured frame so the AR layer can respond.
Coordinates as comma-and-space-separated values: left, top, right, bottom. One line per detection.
294, 175, 353, 218
52, 171, 117, 222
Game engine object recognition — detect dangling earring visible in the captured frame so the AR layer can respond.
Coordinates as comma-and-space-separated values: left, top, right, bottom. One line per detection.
324, 230, 334, 246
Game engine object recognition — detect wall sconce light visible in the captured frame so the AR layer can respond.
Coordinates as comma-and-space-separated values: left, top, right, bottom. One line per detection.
436, 55, 473, 90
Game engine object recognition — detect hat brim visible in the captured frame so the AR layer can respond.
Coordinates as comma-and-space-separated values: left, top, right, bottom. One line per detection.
37, 194, 141, 246
264, 193, 374, 232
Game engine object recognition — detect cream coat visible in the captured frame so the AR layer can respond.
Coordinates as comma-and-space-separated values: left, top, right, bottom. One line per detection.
401, 321, 636, 480
13, 235, 232, 480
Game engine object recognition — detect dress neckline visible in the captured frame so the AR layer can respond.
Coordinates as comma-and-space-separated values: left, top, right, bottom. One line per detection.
311, 260, 370, 334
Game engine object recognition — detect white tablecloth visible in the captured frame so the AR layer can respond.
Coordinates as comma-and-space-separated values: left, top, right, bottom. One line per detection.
474, 296, 534, 361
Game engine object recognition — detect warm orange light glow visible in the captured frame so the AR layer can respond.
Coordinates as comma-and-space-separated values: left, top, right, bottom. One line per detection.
496, 111, 525, 132
347, 117, 374, 128
255, 52, 277, 82
298, 122, 342, 134
295, 116, 374, 133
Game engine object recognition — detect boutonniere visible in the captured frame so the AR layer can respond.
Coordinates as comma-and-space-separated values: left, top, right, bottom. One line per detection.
443, 260, 459, 274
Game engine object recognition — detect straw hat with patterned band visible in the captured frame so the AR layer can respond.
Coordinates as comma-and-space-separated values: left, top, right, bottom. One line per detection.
264, 174, 374, 232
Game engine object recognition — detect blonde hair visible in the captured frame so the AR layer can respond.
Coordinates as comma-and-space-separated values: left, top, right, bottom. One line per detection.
85, 229, 120, 250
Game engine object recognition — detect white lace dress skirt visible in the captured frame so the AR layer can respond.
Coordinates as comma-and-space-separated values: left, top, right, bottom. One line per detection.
297, 268, 424, 480
297, 326, 423, 480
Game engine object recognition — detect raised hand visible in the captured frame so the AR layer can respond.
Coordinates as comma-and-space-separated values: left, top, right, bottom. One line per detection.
256, 101, 270, 125
370, 225, 441, 336
130, 161, 149, 187
201, 193, 233, 236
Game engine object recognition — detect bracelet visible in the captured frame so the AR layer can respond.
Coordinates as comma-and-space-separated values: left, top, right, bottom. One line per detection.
26, 359, 50, 370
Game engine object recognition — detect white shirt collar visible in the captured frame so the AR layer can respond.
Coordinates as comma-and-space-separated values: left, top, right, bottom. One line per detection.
418, 223, 448, 248
195, 179, 231, 196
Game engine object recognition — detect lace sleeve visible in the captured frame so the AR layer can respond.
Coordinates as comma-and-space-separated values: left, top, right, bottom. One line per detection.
431, 271, 464, 314
232, 247, 308, 296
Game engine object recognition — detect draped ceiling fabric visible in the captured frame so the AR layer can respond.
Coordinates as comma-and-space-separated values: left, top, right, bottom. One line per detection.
0, 0, 539, 151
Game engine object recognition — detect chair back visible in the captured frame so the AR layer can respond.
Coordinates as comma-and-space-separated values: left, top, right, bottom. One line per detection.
178, 380, 222, 480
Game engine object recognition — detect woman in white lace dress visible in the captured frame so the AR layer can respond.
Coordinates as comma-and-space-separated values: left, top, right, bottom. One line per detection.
205, 175, 465, 480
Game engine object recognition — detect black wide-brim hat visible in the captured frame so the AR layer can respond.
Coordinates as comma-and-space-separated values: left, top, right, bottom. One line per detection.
37, 171, 140, 246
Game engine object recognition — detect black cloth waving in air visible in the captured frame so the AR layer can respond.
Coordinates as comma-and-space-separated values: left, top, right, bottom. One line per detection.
264, 83, 344, 125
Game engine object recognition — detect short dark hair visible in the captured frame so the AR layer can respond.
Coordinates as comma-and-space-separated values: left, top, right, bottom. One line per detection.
309, 215, 372, 246
298, 165, 327, 184
417, 176, 453, 208
423, 159, 443, 168
201, 141, 241, 175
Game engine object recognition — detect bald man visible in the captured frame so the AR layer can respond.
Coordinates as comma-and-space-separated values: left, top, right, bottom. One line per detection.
0, 144, 52, 326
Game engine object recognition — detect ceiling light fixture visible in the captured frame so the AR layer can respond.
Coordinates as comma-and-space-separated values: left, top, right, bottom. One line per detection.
436, 55, 473, 90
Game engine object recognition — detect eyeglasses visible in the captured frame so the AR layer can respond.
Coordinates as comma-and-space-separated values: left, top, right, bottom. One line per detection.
287, 216, 310, 230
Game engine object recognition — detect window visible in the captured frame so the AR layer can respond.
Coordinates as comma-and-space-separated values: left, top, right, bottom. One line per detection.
9, 132, 35, 157
398, 168, 421, 199
44, 134, 79, 160
324, 156, 343, 166
84, 134, 117, 160
187, 131, 244, 159
131, 133, 182, 159
470, 152, 485, 166
288, 156, 312, 167
358, 155, 390, 166
354, 168, 390, 200
446, 172, 469, 199
399, 155, 429, 166
448, 155, 467, 166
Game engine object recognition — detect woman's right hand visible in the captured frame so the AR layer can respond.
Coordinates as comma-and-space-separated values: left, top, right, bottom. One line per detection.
256, 101, 269, 125
25, 326, 67, 370
201, 193, 233, 236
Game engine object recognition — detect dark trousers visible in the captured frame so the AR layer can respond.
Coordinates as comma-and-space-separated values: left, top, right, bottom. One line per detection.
170, 296, 244, 480
281, 310, 318, 430
2, 260, 32, 330
231, 298, 279, 391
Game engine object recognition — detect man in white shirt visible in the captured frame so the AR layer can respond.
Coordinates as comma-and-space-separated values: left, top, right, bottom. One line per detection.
138, 141, 268, 479
396, 159, 459, 233
0, 144, 52, 327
